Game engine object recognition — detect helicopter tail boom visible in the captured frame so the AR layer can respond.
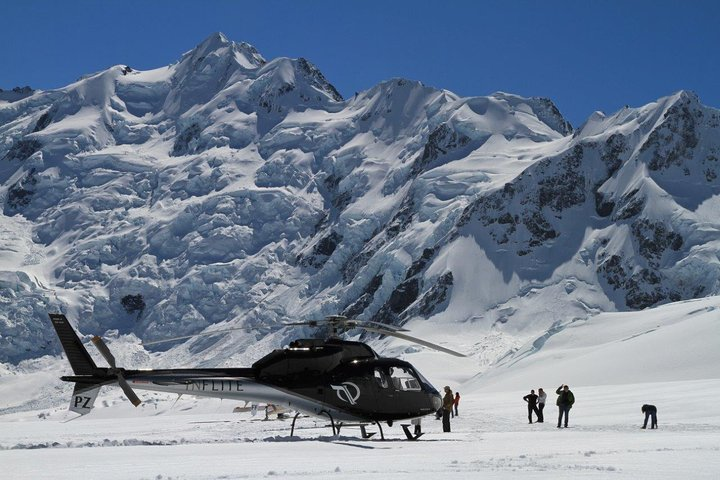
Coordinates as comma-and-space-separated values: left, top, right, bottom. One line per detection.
49, 313, 142, 412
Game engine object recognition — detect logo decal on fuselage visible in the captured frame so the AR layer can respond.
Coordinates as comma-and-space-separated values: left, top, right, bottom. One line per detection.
331, 382, 360, 405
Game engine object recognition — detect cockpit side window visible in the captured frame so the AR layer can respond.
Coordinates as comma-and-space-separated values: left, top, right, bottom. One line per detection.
374, 368, 389, 388
387, 366, 422, 391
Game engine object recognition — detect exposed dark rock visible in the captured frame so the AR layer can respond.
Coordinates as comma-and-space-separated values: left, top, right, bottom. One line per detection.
298, 231, 344, 268
642, 97, 699, 171
121, 294, 146, 315
171, 123, 202, 156
537, 145, 586, 212
631, 219, 683, 267
342, 274, 383, 318
297, 58, 343, 102
417, 272, 453, 316
525, 211, 558, 247
625, 269, 676, 309
316, 231, 342, 256
598, 253, 681, 310
406, 247, 436, 279
32, 111, 53, 132
601, 134, 626, 175
387, 193, 415, 238
594, 190, 615, 217
342, 244, 378, 283
6, 168, 37, 210
3, 138, 42, 161
323, 175, 352, 211
0, 86, 34, 103
411, 123, 470, 176
532, 98, 573, 136
598, 255, 627, 290
387, 278, 419, 313
613, 189, 644, 220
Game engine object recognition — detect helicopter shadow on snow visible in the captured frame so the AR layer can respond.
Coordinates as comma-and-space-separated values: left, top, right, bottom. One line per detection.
262, 433, 463, 448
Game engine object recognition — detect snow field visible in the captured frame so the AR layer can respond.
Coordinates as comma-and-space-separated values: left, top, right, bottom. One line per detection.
0, 379, 718, 479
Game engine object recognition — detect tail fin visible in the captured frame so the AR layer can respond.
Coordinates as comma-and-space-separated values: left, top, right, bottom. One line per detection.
49, 313, 98, 375
70, 382, 102, 415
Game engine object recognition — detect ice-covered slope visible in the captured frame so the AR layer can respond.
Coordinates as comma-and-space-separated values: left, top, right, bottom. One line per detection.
1, 33, 720, 371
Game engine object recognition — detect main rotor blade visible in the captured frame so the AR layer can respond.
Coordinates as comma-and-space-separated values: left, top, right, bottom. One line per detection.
142, 326, 255, 346
356, 320, 410, 332
361, 326, 467, 357
91, 336, 117, 368
283, 318, 409, 332
283, 321, 319, 327
117, 374, 142, 407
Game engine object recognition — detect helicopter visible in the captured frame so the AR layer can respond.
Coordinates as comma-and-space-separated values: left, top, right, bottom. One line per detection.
49, 313, 465, 440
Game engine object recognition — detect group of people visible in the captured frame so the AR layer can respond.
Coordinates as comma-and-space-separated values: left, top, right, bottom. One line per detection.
434, 386, 460, 432
522, 385, 658, 429
426, 383, 656, 434
522, 384, 575, 428
521, 385, 574, 427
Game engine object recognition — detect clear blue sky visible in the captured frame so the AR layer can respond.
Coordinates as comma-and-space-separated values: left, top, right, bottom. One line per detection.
2, 0, 718, 126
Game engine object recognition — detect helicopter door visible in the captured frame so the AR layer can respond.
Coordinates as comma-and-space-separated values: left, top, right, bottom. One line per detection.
373, 367, 394, 407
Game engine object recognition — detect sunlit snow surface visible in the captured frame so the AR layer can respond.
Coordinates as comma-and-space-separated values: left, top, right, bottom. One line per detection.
2, 296, 719, 479
2, 381, 720, 480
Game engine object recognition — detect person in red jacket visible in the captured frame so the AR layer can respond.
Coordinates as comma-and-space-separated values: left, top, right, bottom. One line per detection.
453, 392, 460, 417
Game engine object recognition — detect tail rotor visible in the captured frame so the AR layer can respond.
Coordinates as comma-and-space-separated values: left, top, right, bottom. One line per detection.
91, 336, 142, 407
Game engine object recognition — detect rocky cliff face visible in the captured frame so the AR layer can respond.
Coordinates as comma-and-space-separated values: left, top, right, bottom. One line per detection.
1, 33, 719, 364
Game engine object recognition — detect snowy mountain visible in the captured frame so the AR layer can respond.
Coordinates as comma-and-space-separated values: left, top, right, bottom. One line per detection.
2, 32, 720, 369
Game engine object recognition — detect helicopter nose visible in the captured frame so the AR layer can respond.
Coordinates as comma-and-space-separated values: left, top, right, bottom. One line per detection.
431, 394, 442, 411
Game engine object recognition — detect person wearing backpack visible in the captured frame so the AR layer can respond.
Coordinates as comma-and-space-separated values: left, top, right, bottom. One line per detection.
556, 384, 575, 428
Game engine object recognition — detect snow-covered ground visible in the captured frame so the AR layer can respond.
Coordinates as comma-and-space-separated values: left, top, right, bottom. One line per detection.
2, 296, 718, 479
2, 382, 718, 479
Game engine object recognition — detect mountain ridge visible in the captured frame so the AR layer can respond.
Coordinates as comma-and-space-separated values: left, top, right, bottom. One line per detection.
1, 33, 719, 366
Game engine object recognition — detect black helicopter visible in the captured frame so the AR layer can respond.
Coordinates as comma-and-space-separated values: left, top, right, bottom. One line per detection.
49, 313, 465, 440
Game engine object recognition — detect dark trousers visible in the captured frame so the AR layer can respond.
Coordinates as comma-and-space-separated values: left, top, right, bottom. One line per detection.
527, 404, 540, 423
442, 409, 451, 432
454, 404, 458, 416
538, 403, 545, 422
643, 411, 658, 429
558, 405, 571, 427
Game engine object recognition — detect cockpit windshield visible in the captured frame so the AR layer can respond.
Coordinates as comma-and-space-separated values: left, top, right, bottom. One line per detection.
374, 365, 425, 391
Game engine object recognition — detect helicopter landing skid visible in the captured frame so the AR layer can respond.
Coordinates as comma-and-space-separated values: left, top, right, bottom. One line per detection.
289, 410, 339, 437
333, 423, 378, 439
401, 424, 424, 441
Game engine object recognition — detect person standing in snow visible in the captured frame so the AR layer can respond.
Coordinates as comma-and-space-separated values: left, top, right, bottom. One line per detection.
411, 416, 422, 435
641, 404, 658, 429
442, 386, 453, 432
556, 384, 575, 428
454, 392, 460, 417
537, 388, 547, 423
523, 389, 540, 424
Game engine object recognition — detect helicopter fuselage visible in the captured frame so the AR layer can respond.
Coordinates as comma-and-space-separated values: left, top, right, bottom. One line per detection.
60, 337, 442, 423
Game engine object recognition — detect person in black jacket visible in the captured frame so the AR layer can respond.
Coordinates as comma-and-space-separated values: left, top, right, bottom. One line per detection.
442, 386, 453, 432
523, 389, 540, 424
641, 404, 658, 429
556, 384, 575, 428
